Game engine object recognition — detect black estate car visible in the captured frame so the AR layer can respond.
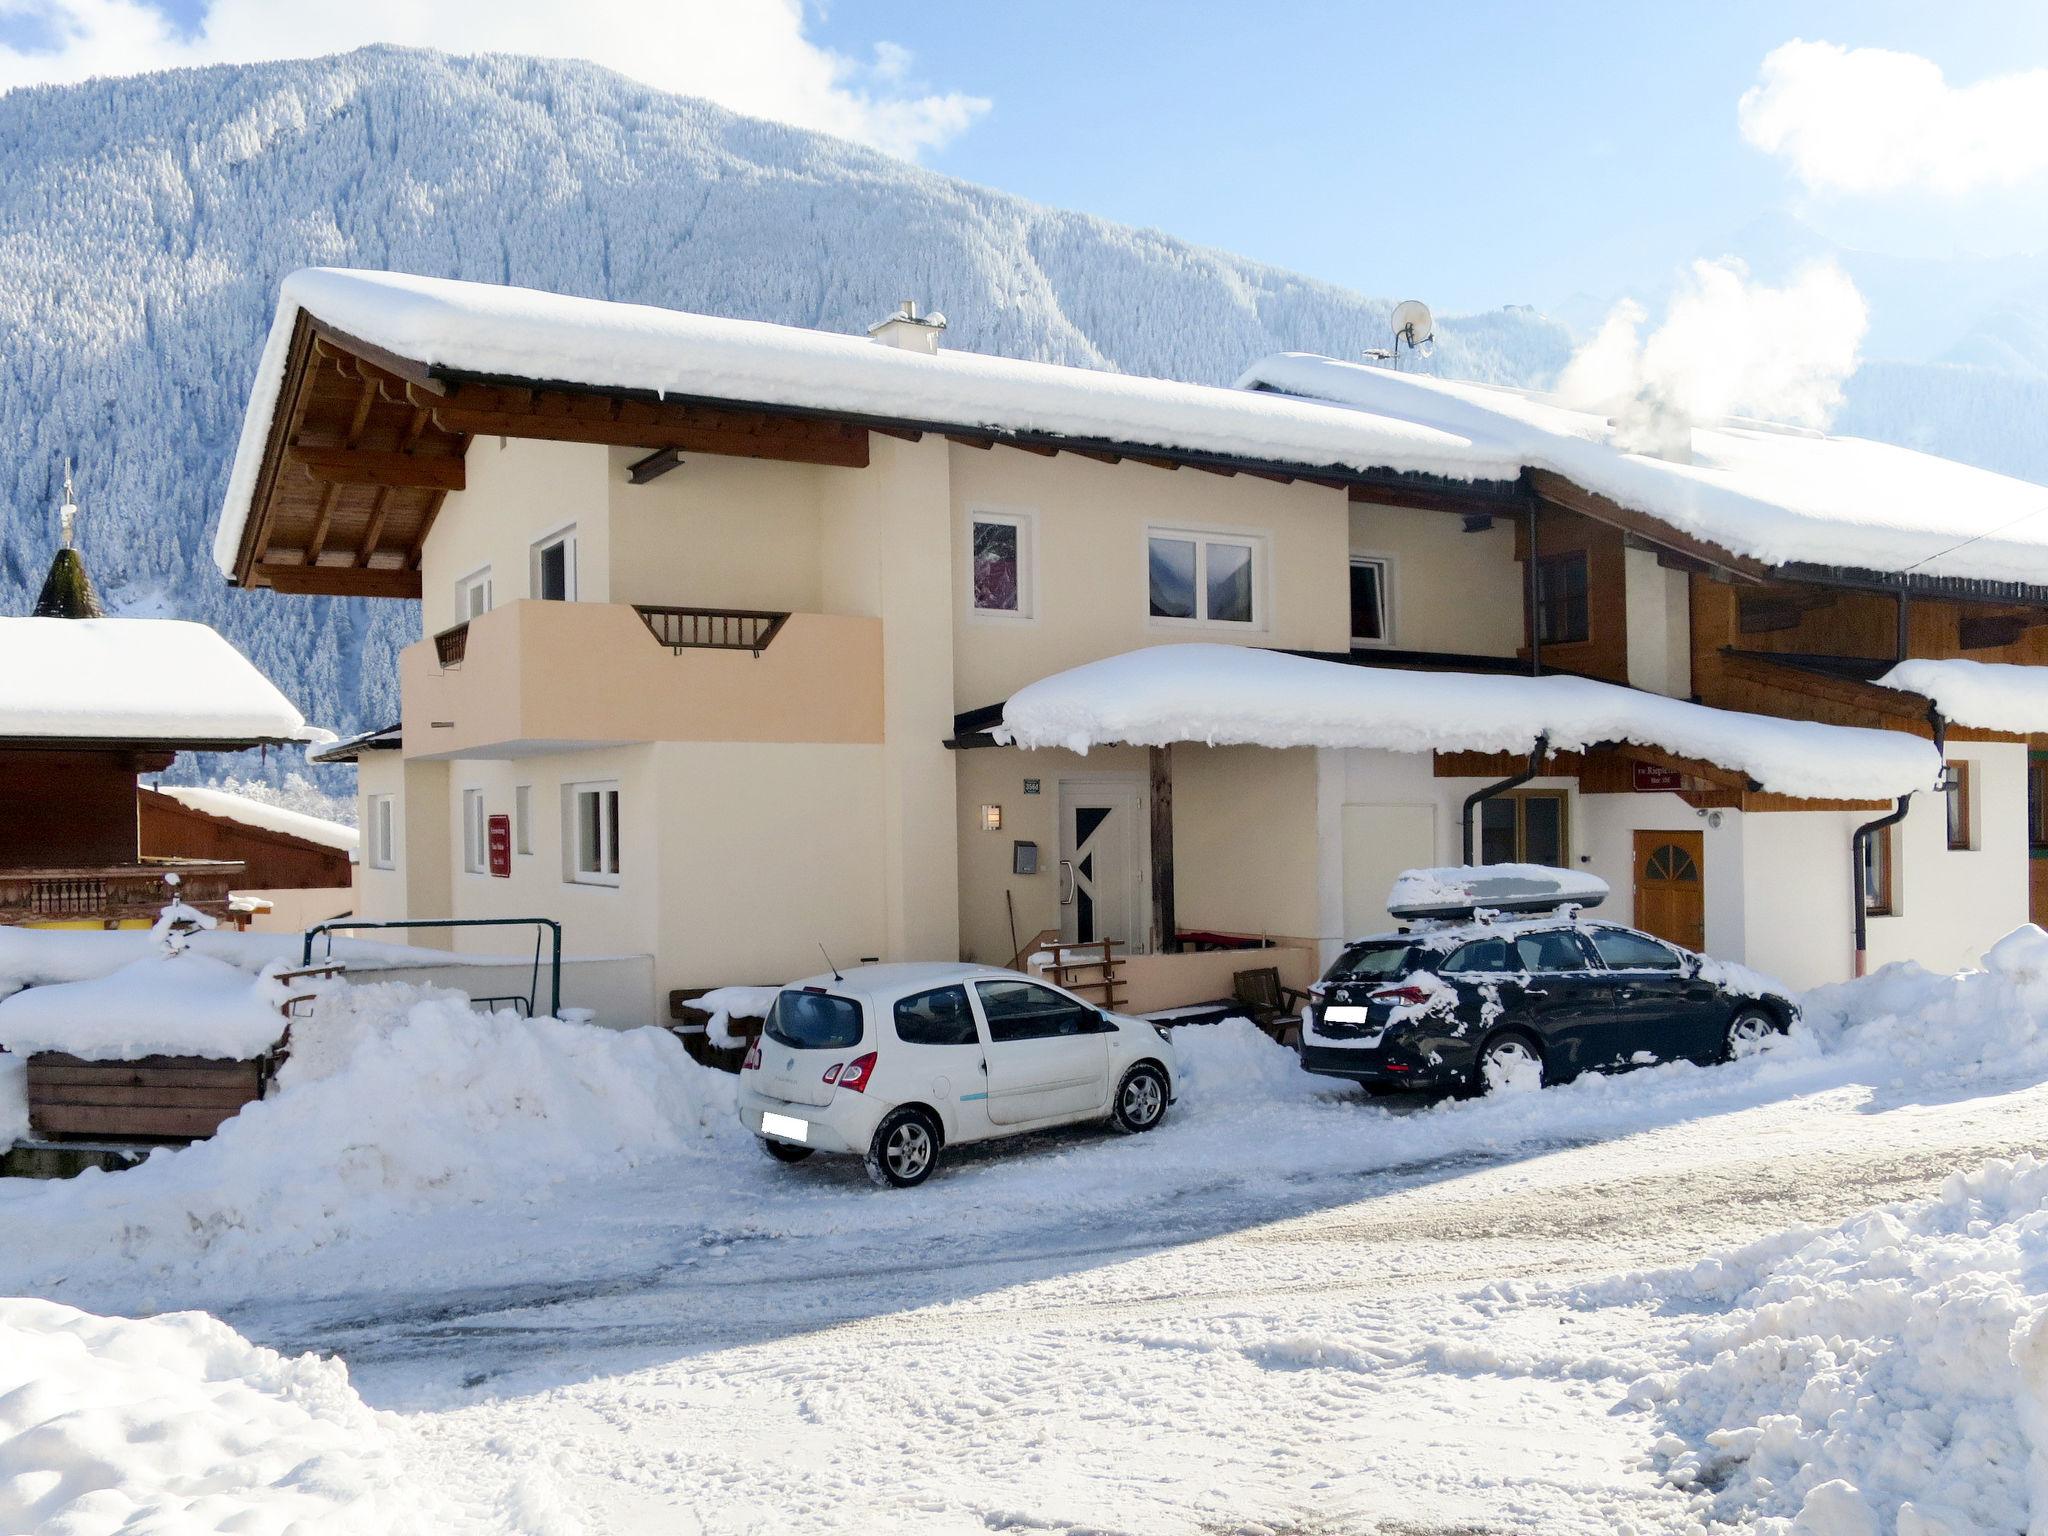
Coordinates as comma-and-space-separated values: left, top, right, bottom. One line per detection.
1298, 916, 1799, 1096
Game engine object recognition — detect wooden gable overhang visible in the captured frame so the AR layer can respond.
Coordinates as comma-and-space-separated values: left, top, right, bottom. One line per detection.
1431, 744, 1890, 815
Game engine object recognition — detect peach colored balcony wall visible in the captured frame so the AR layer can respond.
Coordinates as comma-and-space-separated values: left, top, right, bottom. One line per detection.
401, 600, 885, 759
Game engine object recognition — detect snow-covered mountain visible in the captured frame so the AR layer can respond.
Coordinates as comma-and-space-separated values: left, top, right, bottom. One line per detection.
1, 48, 2042, 785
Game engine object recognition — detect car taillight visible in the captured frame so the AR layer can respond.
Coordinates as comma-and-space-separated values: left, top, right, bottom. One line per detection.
1370, 985, 1431, 1007
834, 1050, 877, 1093
821, 1062, 841, 1084
741, 1037, 762, 1071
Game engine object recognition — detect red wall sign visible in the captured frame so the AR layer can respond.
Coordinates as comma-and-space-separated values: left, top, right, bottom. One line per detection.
1632, 763, 1684, 792
487, 813, 512, 877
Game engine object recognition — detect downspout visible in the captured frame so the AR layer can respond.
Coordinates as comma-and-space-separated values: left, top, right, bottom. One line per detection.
1526, 496, 1542, 678
1851, 794, 1913, 978
1463, 733, 1550, 866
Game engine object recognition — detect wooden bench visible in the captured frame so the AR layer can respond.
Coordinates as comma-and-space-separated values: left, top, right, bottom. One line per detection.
669, 987, 774, 1070
1233, 966, 1312, 1046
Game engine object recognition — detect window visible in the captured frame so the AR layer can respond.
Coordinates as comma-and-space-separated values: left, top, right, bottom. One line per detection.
514, 784, 533, 856
765, 990, 864, 1050
1349, 556, 1390, 645
1587, 928, 1684, 972
461, 788, 486, 874
565, 782, 621, 885
969, 510, 1034, 618
974, 979, 1101, 1041
1148, 528, 1260, 626
1862, 826, 1895, 917
1441, 937, 1511, 974
2032, 758, 2048, 852
1945, 761, 1973, 851
531, 528, 577, 602
456, 567, 493, 621
893, 986, 981, 1046
1534, 551, 1589, 646
367, 795, 395, 870
1515, 930, 1593, 972
1478, 791, 1569, 867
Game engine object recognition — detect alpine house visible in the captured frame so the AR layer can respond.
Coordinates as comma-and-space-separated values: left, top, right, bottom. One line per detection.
213, 268, 2048, 1017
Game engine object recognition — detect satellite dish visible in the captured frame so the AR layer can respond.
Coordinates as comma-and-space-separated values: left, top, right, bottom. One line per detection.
1390, 299, 1434, 359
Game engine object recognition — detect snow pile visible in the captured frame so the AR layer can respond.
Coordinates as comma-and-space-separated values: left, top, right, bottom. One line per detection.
996, 644, 1940, 802
0, 950, 288, 1060
0, 1297, 449, 1535
0, 983, 726, 1283
0, 617, 329, 744
696, 983, 782, 1049
156, 783, 359, 851
1878, 657, 2048, 735
1622, 1156, 2048, 1535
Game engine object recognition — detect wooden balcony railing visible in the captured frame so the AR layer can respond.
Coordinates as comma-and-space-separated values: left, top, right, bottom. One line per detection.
634, 606, 790, 656
0, 860, 243, 927
433, 621, 469, 667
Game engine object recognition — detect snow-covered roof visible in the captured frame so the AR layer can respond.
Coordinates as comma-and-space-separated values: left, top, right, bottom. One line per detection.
1875, 658, 2048, 734
1238, 354, 2048, 588
0, 619, 331, 746
308, 721, 401, 764
154, 786, 358, 853
213, 269, 1522, 575
993, 645, 1940, 802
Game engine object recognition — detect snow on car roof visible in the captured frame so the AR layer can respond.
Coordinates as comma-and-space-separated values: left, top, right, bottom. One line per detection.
1387, 864, 1609, 920
1874, 657, 2048, 734
0, 618, 331, 745
994, 644, 1940, 803
1238, 353, 2048, 588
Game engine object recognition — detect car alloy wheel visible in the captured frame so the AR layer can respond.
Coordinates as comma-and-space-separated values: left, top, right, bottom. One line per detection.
1725, 1008, 1778, 1061
866, 1107, 941, 1188
1477, 1034, 1545, 1095
1113, 1063, 1169, 1133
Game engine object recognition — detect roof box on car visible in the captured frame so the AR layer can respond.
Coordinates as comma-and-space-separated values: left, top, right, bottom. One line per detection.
1387, 864, 1609, 922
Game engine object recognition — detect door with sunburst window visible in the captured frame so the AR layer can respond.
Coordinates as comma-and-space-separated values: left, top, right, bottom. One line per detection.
1633, 830, 1705, 952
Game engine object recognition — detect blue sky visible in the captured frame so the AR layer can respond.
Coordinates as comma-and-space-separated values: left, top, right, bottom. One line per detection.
11, 1, 2048, 317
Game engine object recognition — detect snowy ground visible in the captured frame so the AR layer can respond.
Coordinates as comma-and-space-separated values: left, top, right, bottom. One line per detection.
8, 942, 2048, 1533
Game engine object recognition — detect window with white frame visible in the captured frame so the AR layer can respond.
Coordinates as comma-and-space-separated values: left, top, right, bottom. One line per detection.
969, 509, 1035, 619
456, 567, 493, 621
461, 788, 487, 874
514, 784, 533, 855
1147, 527, 1261, 626
565, 782, 621, 886
531, 527, 577, 602
1350, 555, 1391, 645
367, 794, 396, 870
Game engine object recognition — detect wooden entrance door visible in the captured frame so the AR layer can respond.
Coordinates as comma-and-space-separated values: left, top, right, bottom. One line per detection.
1633, 830, 1705, 952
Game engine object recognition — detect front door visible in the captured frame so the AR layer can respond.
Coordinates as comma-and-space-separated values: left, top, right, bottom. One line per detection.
1059, 778, 1148, 955
1633, 831, 1706, 952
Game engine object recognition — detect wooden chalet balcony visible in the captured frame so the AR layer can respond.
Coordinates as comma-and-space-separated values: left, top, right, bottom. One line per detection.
401, 600, 884, 758
0, 859, 243, 927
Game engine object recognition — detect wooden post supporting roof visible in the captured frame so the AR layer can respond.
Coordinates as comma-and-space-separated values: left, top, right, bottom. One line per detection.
1150, 746, 1177, 954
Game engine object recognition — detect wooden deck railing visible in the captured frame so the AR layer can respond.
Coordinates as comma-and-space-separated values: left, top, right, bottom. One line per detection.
433, 621, 469, 667
634, 606, 790, 656
0, 861, 243, 926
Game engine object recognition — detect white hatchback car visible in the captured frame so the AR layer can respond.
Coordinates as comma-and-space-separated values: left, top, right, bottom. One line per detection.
737, 962, 1179, 1187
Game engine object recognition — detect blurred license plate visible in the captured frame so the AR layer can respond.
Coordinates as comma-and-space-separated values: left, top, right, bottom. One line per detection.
1323, 1006, 1372, 1023
761, 1111, 809, 1142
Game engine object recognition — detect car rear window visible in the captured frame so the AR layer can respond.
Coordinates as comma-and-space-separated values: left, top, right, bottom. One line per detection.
1326, 942, 1413, 983
1589, 928, 1684, 971
894, 985, 979, 1046
1441, 938, 1511, 974
765, 990, 864, 1050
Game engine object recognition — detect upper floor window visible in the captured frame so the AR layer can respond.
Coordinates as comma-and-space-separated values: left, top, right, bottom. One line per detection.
1479, 789, 1567, 867
531, 527, 577, 602
1350, 555, 1390, 646
566, 781, 621, 886
367, 794, 395, 870
456, 567, 493, 621
461, 788, 487, 875
970, 510, 1035, 619
1148, 527, 1261, 626
1945, 761, 1974, 851
1534, 551, 1589, 646
2031, 757, 2048, 852
514, 784, 534, 856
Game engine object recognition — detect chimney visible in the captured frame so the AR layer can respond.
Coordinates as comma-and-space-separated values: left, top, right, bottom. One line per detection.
868, 299, 947, 354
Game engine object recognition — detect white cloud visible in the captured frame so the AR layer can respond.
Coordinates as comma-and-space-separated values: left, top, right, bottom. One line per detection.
0, 0, 989, 160
1557, 258, 1867, 455
1740, 39, 2048, 196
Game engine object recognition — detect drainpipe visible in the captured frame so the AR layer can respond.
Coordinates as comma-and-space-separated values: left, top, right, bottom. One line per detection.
1526, 496, 1542, 678
1851, 794, 1913, 978
1463, 733, 1550, 866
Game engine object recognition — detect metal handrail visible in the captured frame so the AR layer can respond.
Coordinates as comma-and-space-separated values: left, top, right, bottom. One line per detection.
301, 917, 563, 1019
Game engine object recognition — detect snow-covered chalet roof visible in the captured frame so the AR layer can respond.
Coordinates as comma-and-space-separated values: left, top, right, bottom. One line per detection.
154, 786, 358, 853
0, 618, 331, 746
993, 645, 1939, 803
1875, 658, 2048, 734
1237, 354, 2048, 589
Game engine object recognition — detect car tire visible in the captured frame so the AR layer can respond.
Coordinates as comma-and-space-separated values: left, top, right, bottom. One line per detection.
1724, 1007, 1780, 1062
1112, 1062, 1170, 1133
1473, 1032, 1546, 1096
865, 1107, 942, 1189
761, 1138, 814, 1164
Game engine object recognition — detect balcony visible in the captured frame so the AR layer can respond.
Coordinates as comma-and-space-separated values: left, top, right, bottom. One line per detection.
402, 600, 885, 759
0, 859, 244, 927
